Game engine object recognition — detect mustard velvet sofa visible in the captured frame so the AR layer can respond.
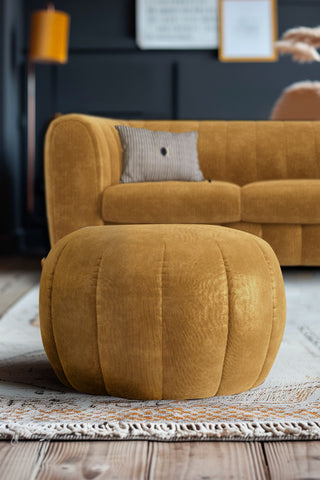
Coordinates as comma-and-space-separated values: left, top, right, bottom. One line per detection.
45, 114, 320, 265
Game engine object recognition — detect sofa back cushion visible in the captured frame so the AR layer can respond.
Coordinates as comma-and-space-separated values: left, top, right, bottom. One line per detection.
111, 120, 320, 186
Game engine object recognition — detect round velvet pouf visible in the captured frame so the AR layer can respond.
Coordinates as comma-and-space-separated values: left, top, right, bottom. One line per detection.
39, 225, 286, 400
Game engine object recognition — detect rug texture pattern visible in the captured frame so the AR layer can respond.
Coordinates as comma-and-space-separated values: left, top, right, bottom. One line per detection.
0, 272, 319, 441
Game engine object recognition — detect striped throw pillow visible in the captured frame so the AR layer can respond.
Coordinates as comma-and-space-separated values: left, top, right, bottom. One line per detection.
115, 125, 204, 183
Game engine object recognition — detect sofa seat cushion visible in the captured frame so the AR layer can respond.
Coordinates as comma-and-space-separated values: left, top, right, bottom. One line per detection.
242, 179, 320, 224
102, 181, 241, 224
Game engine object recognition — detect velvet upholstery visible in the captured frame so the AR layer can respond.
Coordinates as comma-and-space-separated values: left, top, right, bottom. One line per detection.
223, 223, 320, 266
45, 114, 320, 264
242, 180, 320, 224
102, 181, 241, 224
39, 225, 286, 400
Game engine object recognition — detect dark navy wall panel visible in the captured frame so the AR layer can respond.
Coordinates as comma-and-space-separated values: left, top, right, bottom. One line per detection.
23, 0, 320, 124
0, 0, 23, 252
279, 2, 320, 34
2, 0, 320, 252
56, 55, 174, 118
177, 0, 320, 119
178, 58, 320, 120
24, 0, 136, 49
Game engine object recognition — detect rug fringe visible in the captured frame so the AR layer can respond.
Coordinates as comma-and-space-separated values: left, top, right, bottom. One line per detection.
1, 421, 320, 441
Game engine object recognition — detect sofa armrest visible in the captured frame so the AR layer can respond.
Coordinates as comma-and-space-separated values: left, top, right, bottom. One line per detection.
45, 114, 123, 245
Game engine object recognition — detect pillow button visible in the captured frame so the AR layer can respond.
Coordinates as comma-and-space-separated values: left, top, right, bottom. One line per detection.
160, 147, 168, 156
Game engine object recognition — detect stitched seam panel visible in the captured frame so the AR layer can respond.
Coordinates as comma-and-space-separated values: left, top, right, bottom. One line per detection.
252, 240, 277, 387
48, 236, 75, 387
299, 224, 303, 265
95, 253, 107, 392
215, 242, 231, 394
283, 121, 289, 178
160, 243, 166, 399
312, 122, 320, 178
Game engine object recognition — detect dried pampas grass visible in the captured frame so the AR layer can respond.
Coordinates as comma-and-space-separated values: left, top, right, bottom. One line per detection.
282, 26, 320, 48
276, 26, 320, 63
275, 40, 320, 63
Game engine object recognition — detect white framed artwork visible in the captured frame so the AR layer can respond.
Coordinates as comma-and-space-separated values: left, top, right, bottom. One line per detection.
136, 0, 219, 49
219, 0, 278, 62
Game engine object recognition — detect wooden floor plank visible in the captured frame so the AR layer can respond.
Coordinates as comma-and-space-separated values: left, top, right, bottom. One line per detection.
148, 441, 268, 480
36, 441, 149, 480
0, 441, 49, 480
264, 441, 320, 480
0, 268, 40, 317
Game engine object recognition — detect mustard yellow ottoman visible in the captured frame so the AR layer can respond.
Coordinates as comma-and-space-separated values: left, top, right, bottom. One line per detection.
39, 225, 286, 400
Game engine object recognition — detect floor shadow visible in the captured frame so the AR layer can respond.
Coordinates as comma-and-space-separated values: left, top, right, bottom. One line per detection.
0, 350, 74, 393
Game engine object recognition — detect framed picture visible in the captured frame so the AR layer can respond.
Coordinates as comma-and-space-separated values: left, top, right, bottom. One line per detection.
219, 0, 278, 62
136, 0, 219, 50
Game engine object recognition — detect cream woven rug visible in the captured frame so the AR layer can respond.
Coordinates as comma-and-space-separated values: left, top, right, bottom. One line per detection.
0, 270, 319, 441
